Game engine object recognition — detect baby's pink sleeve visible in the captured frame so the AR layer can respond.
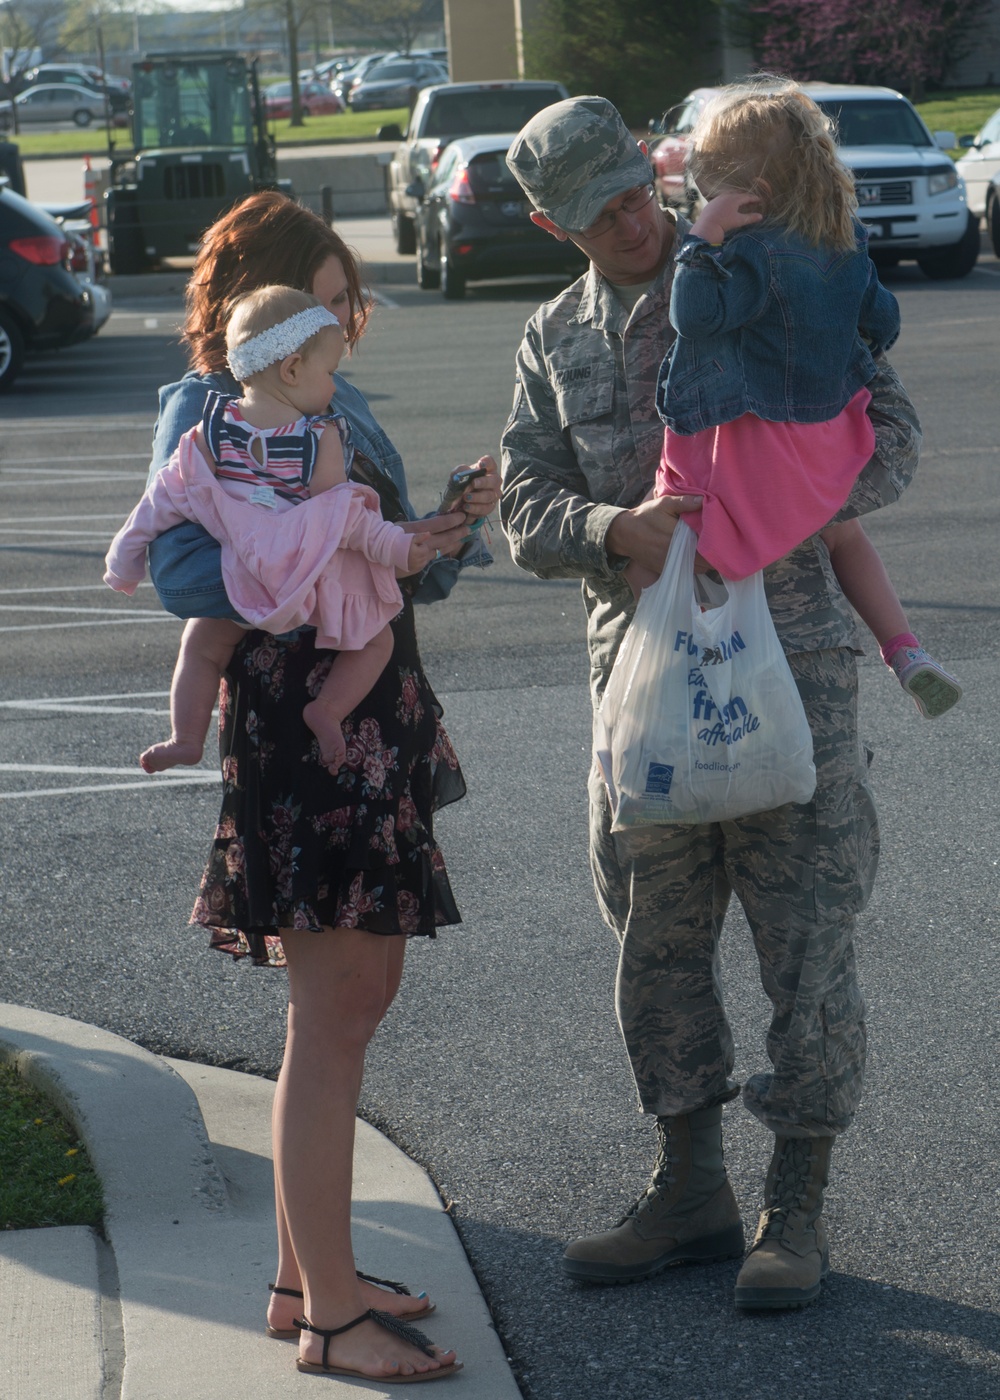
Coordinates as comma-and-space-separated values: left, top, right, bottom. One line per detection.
339, 487, 414, 573
103, 448, 195, 592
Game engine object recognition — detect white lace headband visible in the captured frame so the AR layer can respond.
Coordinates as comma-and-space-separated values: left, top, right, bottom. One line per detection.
226, 306, 340, 381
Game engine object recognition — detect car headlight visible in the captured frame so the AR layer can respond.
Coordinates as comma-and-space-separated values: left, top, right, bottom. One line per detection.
929, 169, 959, 195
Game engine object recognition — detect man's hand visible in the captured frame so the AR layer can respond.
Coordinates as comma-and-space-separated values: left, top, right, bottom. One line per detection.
606, 493, 703, 577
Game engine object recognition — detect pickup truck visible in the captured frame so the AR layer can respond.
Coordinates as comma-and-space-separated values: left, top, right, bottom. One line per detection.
381, 79, 568, 253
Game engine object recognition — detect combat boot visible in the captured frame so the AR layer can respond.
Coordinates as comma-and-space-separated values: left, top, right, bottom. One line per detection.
734, 1134, 834, 1309
562, 1104, 745, 1282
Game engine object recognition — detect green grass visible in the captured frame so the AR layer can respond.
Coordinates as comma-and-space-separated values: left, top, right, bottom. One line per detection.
917, 88, 1000, 141
12, 89, 999, 162
0, 1061, 104, 1231
8, 107, 409, 159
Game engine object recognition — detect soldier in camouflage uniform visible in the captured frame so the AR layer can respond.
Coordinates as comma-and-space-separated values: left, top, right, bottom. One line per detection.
500, 96, 921, 1310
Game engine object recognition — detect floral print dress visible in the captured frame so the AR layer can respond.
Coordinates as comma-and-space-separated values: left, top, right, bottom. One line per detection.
191, 465, 466, 966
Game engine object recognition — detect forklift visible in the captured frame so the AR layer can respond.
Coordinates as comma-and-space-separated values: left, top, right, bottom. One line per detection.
105, 50, 290, 273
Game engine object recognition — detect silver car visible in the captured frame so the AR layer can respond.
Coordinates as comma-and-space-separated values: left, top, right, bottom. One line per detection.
6, 83, 110, 128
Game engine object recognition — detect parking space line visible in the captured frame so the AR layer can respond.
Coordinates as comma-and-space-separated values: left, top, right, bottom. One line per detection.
0, 618, 176, 634
0, 605, 166, 615
0, 692, 173, 714
0, 775, 218, 801
1, 454, 148, 465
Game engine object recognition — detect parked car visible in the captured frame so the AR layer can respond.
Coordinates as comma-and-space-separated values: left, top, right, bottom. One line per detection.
0, 182, 98, 392
41, 199, 111, 334
648, 82, 977, 280
411, 133, 587, 299
956, 106, 1000, 219
385, 79, 570, 253
333, 52, 394, 106
987, 171, 1000, 255
0, 83, 122, 129
264, 80, 344, 120
648, 87, 717, 213
347, 59, 448, 113
22, 63, 131, 96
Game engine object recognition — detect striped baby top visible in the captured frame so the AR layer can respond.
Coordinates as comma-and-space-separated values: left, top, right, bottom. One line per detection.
201, 391, 353, 508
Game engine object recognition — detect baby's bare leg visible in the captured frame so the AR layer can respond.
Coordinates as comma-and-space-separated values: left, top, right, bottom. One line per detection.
141, 618, 245, 773
304, 627, 394, 773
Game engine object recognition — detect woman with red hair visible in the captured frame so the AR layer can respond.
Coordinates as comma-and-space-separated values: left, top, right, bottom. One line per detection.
144, 191, 497, 1383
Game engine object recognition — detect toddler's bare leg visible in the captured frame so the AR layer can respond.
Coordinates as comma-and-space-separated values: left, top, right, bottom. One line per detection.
141, 618, 245, 773
304, 627, 394, 773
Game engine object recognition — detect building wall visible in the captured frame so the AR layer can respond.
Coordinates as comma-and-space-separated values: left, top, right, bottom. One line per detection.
443, 0, 520, 81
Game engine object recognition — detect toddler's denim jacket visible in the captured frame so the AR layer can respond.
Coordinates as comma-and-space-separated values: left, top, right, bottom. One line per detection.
656, 217, 901, 434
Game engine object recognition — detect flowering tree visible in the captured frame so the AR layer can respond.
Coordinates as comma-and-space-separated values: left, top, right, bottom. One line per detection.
743, 0, 992, 98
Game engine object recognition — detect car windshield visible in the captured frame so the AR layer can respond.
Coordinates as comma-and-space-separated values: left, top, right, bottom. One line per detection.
267, 84, 291, 97
814, 99, 932, 147
423, 88, 563, 139
365, 63, 415, 81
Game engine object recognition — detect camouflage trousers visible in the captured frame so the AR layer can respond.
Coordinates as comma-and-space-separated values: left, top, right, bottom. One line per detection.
589, 648, 877, 1138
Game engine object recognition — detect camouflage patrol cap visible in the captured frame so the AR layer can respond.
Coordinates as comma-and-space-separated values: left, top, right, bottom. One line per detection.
506, 95, 653, 232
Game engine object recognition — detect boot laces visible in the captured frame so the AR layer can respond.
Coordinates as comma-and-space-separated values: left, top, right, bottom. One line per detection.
759, 1140, 818, 1237
619, 1120, 680, 1223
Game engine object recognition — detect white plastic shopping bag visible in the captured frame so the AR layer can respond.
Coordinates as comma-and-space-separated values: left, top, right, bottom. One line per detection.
595, 521, 816, 830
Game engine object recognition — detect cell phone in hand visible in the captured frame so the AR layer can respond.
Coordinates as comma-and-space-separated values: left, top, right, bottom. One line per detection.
439, 465, 488, 524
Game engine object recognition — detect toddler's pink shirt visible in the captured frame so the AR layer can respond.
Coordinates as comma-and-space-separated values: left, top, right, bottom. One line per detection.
656, 388, 874, 580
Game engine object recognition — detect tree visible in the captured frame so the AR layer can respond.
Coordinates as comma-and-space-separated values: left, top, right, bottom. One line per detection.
523, 0, 723, 129
1, 0, 67, 130
742, 0, 993, 100
244, 0, 329, 125
332, 0, 442, 56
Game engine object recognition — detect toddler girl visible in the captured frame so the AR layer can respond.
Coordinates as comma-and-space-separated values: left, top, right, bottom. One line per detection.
106, 285, 437, 771
651, 79, 960, 719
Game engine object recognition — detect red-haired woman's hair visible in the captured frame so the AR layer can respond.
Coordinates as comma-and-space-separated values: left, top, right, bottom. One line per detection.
183, 190, 371, 373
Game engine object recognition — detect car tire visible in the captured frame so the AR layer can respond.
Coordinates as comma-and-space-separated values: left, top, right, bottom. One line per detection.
416, 232, 440, 290
988, 189, 1000, 258
440, 249, 466, 301
916, 212, 980, 280
73, 109, 93, 127
0, 307, 26, 393
391, 207, 416, 255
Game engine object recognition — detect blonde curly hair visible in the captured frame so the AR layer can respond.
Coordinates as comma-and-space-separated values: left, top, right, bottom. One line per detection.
688, 78, 858, 252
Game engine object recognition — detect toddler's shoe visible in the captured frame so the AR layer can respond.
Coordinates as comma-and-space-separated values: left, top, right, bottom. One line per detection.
888, 645, 962, 718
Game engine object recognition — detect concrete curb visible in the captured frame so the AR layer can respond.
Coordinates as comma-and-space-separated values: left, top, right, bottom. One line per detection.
0, 1003, 228, 1231
0, 1005, 524, 1399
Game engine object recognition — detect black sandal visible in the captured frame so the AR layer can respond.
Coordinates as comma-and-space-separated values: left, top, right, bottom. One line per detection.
295, 1308, 461, 1382
267, 1273, 435, 1340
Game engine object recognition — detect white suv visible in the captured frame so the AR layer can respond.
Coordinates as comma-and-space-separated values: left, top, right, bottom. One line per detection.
651, 82, 978, 280
804, 83, 977, 280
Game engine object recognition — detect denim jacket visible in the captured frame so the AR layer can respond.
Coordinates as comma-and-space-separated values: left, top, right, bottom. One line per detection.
145, 369, 491, 619
656, 217, 901, 434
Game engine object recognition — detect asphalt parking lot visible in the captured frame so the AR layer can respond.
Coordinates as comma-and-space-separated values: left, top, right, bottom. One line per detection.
1, 241, 999, 1398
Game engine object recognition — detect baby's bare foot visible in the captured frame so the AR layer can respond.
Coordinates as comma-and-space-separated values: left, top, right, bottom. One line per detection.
303, 698, 347, 773
139, 737, 204, 773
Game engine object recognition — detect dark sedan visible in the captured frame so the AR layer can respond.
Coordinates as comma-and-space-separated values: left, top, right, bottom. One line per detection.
411, 134, 587, 299
0, 183, 95, 391
348, 58, 448, 112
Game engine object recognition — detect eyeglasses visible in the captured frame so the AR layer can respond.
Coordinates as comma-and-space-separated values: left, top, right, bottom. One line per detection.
578, 185, 656, 239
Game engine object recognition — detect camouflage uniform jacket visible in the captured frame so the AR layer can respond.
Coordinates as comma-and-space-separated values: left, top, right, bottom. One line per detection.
500, 214, 922, 706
